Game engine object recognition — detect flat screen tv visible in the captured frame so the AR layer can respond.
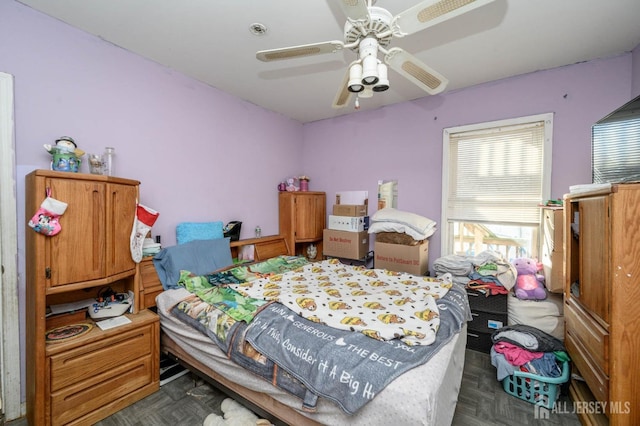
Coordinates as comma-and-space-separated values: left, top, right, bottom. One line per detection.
592, 94, 640, 184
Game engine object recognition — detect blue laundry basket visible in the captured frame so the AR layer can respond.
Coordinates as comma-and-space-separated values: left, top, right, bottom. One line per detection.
501, 360, 569, 409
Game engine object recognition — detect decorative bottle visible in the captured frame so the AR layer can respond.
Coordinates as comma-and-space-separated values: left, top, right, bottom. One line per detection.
103, 147, 115, 176
255, 226, 262, 238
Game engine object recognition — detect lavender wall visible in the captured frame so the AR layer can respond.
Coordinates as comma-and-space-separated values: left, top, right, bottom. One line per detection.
302, 54, 635, 264
2, 0, 639, 408
3, 1, 304, 244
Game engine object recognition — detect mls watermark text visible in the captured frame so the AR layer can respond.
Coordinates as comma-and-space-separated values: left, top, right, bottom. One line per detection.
534, 401, 631, 419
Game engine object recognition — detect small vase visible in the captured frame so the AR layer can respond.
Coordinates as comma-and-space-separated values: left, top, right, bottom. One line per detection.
300, 179, 309, 191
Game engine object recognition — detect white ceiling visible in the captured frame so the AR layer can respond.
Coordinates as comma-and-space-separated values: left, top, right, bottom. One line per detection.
16, 0, 640, 123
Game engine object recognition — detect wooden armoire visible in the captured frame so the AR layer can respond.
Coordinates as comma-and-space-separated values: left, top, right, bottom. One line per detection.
564, 183, 639, 425
25, 170, 159, 426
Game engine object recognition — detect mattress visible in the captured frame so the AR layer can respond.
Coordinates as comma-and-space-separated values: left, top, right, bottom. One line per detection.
157, 287, 467, 426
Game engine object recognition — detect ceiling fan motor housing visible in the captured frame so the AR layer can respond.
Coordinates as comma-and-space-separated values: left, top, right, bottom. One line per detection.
344, 6, 393, 48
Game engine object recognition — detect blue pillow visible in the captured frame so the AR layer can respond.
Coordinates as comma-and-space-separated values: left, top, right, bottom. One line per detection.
153, 237, 233, 290
176, 221, 224, 244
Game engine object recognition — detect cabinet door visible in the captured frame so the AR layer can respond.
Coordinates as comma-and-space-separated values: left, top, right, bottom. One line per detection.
295, 194, 325, 241
578, 196, 610, 325
47, 178, 106, 287
106, 183, 137, 276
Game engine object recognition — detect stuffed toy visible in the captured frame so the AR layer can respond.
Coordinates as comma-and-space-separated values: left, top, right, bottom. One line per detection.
512, 257, 547, 300
202, 398, 272, 426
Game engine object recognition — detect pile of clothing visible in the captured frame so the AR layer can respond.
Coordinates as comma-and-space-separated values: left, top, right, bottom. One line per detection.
433, 250, 517, 295
142, 237, 162, 257
490, 324, 568, 382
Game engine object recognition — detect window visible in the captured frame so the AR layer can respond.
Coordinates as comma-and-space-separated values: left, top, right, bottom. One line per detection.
441, 113, 553, 259
592, 94, 640, 184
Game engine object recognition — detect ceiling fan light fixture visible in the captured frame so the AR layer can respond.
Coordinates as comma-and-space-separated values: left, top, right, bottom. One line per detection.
361, 55, 379, 85
373, 63, 389, 92
359, 87, 374, 98
347, 63, 364, 93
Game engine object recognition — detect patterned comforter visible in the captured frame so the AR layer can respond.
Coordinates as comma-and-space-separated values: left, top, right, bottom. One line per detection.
171, 256, 469, 414
229, 258, 453, 345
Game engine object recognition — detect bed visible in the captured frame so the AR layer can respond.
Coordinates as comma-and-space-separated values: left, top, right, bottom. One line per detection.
152, 235, 470, 426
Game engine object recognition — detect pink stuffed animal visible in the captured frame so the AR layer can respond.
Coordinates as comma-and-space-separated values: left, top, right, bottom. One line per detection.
512, 257, 547, 300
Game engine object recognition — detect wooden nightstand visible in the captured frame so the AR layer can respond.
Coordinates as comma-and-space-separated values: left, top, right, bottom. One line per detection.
138, 257, 164, 310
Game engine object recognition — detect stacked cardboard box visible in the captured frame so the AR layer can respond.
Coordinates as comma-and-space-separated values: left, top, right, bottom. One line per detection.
374, 241, 429, 276
323, 192, 369, 260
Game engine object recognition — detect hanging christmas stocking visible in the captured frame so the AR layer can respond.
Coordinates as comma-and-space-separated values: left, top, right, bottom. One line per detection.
28, 190, 68, 236
130, 204, 159, 263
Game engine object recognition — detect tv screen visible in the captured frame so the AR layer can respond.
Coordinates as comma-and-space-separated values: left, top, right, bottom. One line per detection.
592, 94, 640, 184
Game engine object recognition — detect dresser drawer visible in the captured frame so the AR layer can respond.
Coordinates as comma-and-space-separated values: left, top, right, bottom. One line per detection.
143, 288, 163, 308
565, 332, 609, 404
565, 299, 608, 374
50, 357, 154, 426
469, 310, 507, 334
140, 258, 163, 309
466, 290, 507, 314
140, 258, 161, 289
50, 325, 153, 392
466, 330, 494, 353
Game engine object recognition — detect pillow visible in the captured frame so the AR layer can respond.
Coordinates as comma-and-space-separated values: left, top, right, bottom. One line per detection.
153, 238, 233, 290
371, 208, 436, 235
176, 221, 224, 245
368, 221, 436, 240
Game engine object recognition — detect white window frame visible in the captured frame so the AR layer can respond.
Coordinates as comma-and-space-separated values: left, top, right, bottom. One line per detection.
441, 113, 553, 257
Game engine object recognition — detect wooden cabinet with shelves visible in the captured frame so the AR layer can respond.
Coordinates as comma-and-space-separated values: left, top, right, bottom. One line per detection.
279, 191, 326, 258
564, 184, 639, 425
26, 170, 159, 426
541, 207, 564, 293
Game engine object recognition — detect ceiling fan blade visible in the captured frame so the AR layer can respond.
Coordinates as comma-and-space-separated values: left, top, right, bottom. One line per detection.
256, 40, 344, 62
332, 68, 353, 109
392, 0, 496, 37
384, 47, 448, 95
334, 0, 370, 22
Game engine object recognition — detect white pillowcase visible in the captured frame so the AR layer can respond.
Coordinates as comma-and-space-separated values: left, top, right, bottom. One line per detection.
371, 208, 437, 237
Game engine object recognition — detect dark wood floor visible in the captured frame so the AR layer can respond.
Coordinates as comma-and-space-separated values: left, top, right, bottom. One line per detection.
7, 348, 582, 426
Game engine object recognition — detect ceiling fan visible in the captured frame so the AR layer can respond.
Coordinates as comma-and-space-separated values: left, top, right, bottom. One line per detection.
256, 0, 495, 109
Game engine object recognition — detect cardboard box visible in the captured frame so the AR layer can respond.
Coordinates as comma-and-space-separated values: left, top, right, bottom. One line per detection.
374, 240, 429, 275
332, 204, 368, 217
336, 191, 368, 205
328, 215, 369, 232
323, 229, 369, 260
377, 180, 397, 210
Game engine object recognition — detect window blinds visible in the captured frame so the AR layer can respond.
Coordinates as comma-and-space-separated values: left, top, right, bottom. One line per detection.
447, 120, 545, 224
592, 117, 640, 184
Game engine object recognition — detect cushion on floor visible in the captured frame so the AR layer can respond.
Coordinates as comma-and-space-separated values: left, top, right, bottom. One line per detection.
507, 292, 564, 340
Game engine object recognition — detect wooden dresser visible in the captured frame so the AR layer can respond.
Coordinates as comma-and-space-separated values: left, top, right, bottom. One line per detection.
26, 170, 159, 425
564, 184, 639, 425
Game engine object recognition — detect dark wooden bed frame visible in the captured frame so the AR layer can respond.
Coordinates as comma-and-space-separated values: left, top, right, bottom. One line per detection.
160, 235, 324, 426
